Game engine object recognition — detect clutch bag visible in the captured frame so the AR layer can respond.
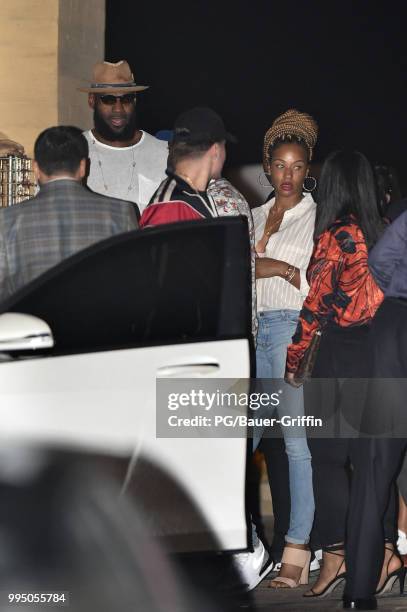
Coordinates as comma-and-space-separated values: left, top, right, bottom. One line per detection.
293, 329, 322, 385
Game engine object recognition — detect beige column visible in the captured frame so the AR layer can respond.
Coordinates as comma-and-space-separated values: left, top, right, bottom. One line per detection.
58, 0, 105, 130
0, 0, 105, 156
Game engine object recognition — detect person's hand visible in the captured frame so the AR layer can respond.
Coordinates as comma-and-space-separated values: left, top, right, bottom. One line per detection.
0, 139, 24, 156
284, 371, 303, 388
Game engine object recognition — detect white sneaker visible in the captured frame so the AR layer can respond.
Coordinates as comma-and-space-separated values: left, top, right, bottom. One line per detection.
310, 549, 322, 572
233, 540, 274, 591
274, 548, 322, 573
397, 530, 407, 555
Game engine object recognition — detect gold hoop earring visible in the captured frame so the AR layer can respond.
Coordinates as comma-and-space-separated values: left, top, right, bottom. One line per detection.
258, 172, 273, 187
303, 176, 317, 192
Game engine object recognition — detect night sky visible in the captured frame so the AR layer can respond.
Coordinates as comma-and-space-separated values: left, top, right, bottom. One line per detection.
106, 1, 407, 190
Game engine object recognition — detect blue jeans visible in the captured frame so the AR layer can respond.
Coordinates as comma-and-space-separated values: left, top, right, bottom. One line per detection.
255, 309, 314, 545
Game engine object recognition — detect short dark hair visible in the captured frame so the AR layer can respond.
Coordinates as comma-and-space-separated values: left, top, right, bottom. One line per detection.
168, 140, 212, 168
34, 126, 89, 175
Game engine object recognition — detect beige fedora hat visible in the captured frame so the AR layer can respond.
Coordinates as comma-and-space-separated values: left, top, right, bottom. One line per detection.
78, 60, 149, 94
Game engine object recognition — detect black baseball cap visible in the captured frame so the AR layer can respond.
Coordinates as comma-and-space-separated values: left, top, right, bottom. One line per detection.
173, 107, 237, 145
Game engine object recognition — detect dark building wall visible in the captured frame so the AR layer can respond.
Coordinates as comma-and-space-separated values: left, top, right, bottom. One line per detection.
106, 1, 407, 191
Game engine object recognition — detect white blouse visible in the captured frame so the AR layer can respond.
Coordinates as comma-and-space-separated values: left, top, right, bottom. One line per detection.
253, 192, 316, 312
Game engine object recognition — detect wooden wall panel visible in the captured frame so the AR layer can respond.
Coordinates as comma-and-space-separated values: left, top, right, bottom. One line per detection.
0, 1, 59, 154
0, 0, 105, 155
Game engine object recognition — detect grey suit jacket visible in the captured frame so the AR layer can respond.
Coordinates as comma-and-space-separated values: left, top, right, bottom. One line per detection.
0, 178, 139, 299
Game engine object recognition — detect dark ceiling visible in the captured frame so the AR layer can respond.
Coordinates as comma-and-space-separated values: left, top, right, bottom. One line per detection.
106, 1, 407, 190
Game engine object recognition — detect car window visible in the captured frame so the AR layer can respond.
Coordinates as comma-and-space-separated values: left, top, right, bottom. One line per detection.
0, 219, 251, 356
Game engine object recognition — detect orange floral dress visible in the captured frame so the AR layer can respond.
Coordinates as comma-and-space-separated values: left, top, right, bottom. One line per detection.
286, 216, 383, 373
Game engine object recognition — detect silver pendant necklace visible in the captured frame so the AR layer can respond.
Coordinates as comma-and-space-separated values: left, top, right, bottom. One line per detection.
92, 138, 137, 192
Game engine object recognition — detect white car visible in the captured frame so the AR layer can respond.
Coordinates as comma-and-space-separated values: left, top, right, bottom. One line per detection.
0, 218, 253, 554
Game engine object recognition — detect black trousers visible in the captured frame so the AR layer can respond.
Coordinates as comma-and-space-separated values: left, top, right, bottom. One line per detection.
309, 436, 397, 548
345, 298, 407, 599
308, 324, 395, 548
345, 438, 406, 599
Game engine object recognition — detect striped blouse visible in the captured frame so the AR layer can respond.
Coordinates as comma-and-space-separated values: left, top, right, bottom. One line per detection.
253, 192, 316, 312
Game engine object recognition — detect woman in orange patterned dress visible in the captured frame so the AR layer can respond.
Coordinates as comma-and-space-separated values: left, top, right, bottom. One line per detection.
286, 150, 386, 604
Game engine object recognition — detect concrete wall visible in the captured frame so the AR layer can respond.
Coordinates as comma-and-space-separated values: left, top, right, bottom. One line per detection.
58, 0, 105, 130
0, 0, 105, 156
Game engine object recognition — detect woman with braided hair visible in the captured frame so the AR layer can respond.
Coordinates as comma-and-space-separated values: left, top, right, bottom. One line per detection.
252, 109, 318, 588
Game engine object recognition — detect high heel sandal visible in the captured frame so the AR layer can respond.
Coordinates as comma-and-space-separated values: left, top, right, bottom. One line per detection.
375, 544, 406, 596
304, 547, 346, 599
269, 546, 311, 589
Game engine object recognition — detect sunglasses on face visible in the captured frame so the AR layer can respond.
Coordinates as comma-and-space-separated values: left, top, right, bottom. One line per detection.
98, 94, 136, 106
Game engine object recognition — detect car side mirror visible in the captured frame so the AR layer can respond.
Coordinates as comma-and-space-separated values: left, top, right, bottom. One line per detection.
0, 313, 54, 351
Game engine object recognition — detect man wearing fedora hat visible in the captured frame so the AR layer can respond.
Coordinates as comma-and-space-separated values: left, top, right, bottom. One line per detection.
79, 60, 168, 214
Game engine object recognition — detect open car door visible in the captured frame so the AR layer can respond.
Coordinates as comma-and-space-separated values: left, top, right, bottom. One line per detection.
0, 218, 252, 552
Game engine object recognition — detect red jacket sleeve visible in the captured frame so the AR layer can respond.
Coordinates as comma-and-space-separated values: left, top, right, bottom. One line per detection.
286, 231, 343, 372
286, 222, 383, 373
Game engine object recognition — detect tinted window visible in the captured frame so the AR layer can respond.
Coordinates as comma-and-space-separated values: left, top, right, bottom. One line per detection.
0, 219, 251, 355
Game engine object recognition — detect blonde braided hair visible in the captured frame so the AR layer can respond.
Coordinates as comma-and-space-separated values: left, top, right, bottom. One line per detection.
263, 109, 318, 171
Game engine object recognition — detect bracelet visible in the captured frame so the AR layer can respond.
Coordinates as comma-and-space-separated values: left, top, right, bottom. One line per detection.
287, 267, 296, 282
284, 264, 296, 283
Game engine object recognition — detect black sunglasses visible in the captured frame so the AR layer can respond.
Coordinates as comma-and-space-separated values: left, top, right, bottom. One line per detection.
98, 93, 136, 106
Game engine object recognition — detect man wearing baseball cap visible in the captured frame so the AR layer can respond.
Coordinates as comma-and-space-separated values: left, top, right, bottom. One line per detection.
140, 106, 236, 225
79, 60, 168, 213
140, 106, 257, 332
140, 108, 266, 589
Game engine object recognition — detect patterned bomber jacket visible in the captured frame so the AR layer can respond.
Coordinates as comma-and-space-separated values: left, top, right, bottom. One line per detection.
286, 215, 383, 373
207, 178, 257, 338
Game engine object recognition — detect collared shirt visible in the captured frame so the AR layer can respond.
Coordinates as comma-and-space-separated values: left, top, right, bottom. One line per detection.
369, 209, 407, 299
252, 192, 316, 312
41, 176, 78, 184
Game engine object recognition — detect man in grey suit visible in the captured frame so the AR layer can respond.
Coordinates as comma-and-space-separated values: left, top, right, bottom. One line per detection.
0, 126, 138, 300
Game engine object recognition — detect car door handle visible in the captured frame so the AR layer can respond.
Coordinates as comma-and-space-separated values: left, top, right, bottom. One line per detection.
156, 363, 220, 378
